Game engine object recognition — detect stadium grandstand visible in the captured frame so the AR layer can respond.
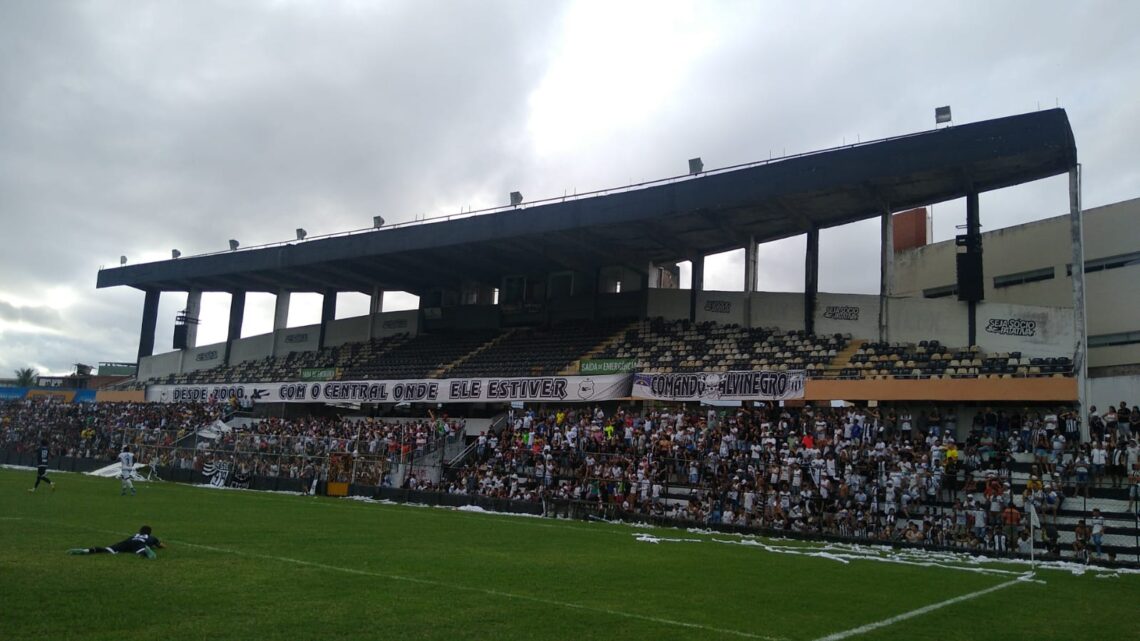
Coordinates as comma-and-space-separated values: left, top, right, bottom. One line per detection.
8, 107, 1140, 565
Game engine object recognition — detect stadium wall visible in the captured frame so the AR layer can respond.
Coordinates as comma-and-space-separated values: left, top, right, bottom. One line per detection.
814, 293, 879, 338
182, 341, 227, 372
1091, 344, 1140, 368
752, 292, 806, 331
547, 294, 596, 322
885, 297, 966, 345
137, 350, 182, 380
646, 288, 689, 320
1089, 374, 1140, 414
696, 290, 746, 325
275, 324, 320, 354
325, 315, 370, 347
892, 197, 1140, 369
230, 333, 274, 363
373, 310, 418, 337
973, 301, 1073, 357
597, 291, 646, 319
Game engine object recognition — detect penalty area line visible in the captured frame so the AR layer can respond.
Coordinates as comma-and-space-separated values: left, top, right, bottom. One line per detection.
172, 538, 784, 641
810, 576, 1025, 641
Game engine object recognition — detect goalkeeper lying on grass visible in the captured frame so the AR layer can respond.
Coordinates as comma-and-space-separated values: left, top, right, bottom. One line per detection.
68, 525, 165, 559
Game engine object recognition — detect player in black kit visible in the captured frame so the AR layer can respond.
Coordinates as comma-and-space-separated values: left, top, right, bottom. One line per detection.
68, 525, 165, 559
29, 439, 56, 492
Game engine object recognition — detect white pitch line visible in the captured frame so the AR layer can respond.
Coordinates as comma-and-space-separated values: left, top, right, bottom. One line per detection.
172, 538, 783, 641
810, 577, 1026, 641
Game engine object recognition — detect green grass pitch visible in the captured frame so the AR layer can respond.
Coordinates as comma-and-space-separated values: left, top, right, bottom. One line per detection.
2, 468, 1135, 641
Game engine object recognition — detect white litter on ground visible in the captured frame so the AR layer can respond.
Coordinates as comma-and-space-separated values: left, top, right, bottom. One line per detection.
631, 530, 1138, 579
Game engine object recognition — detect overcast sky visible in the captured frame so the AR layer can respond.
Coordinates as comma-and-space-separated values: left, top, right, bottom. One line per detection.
2, 1, 1138, 376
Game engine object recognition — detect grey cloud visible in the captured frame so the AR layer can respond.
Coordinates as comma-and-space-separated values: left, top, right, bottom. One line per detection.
0, 300, 65, 330
2, 1, 1138, 374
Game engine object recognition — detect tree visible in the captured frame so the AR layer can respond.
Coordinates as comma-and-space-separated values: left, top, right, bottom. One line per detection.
14, 367, 37, 388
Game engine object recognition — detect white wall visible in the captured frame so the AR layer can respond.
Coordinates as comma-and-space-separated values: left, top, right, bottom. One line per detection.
372, 309, 419, 338
274, 324, 320, 355
887, 297, 968, 346
974, 301, 1074, 357
752, 292, 805, 331
1089, 375, 1140, 414
229, 333, 274, 365
325, 315, 370, 347
137, 350, 182, 380
1090, 344, 1140, 369
696, 290, 746, 325
891, 197, 1140, 369
181, 341, 226, 373
646, 289, 690, 321
814, 293, 879, 339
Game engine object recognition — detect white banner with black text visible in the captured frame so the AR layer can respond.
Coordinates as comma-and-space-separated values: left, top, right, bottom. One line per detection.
630, 370, 805, 402
145, 373, 633, 405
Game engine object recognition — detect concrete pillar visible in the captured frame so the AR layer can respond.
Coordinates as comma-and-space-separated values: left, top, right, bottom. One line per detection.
744, 236, 758, 328
1069, 165, 1088, 439
965, 192, 980, 347
137, 289, 160, 360
744, 237, 758, 294
369, 286, 384, 315
647, 262, 660, 288
879, 204, 894, 342
225, 291, 245, 365
184, 290, 202, 348
804, 228, 819, 335
273, 290, 291, 331
318, 289, 337, 349
689, 256, 705, 322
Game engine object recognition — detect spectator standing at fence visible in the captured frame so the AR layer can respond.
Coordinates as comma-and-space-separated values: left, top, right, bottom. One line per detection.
1089, 508, 1106, 558
1104, 406, 1118, 443
1001, 502, 1021, 542
1127, 460, 1140, 514
1088, 406, 1103, 442
29, 439, 56, 492
1110, 442, 1128, 489
1091, 442, 1108, 488
1117, 402, 1132, 441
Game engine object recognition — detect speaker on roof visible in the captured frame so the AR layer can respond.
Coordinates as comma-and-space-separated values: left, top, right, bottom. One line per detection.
956, 253, 984, 301
173, 324, 188, 350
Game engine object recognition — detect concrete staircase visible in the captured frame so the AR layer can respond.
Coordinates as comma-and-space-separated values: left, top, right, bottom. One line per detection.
432, 330, 517, 378
820, 339, 866, 378
558, 320, 638, 375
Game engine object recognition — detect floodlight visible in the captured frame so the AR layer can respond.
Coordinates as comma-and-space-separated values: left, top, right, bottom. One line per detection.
935, 106, 952, 125
120, 255, 127, 266
688, 157, 704, 175
171, 249, 181, 259
228, 239, 239, 251
373, 215, 385, 228
509, 191, 523, 206
296, 228, 306, 240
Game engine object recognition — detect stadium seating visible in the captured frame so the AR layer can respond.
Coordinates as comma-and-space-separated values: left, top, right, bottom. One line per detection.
841, 340, 1074, 380
341, 329, 505, 380
592, 318, 847, 377
443, 318, 632, 377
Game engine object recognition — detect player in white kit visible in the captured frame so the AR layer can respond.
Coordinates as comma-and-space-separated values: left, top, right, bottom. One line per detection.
119, 445, 137, 496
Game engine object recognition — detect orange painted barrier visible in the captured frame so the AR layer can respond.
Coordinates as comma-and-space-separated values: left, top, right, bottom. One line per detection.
94, 390, 147, 403
804, 377, 1076, 402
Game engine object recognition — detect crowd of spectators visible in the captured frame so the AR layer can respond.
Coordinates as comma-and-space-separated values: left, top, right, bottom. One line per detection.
0, 399, 461, 487
5, 396, 1135, 560
445, 402, 1135, 559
